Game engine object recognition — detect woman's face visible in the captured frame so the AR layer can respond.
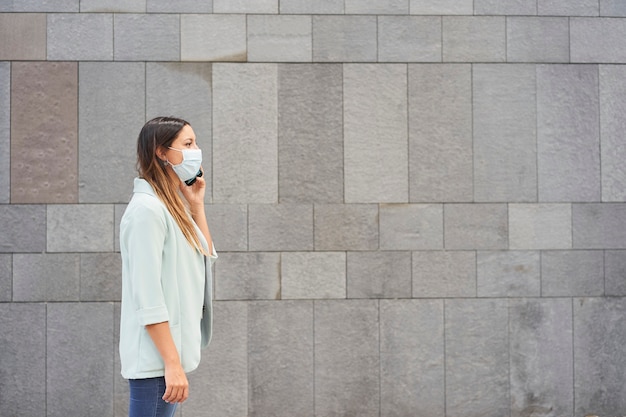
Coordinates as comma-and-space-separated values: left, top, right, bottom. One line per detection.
162, 124, 199, 165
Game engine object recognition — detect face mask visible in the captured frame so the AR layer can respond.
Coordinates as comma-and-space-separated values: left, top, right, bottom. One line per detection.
167, 147, 202, 183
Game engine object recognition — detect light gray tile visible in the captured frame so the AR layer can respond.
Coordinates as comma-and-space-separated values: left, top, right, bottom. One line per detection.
509, 204, 572, 250
0, 62, 9, 204
13, 253, 80, 301
279, 0, 343, 13
114, 14, 179, 61
378, 16, 441, 62
408, 64, 473, 202
605, 250, 626, 296
347, 252, 411, 299
410, 0, 473, 14
214, 252, 280, 300
314, 300, 379, 417
379, 204, 443, 250
313, 16, 377, 62
0, 0, 78, 11
345, 0, 408, 14
47, 13, 113, 60
314, 204, 379, 251
475, 0, 536, 14
538, 0, 599, 16
0, 205, 46, 253
473, 64, 537, 201
0, 254, 10, 301
214, 0, 277, 13
601, 0, 626, 16
114, 204, 126, 253
113, 303, 127, 417
0, 13, 46, 60
47, 205, 115, 252
573, 203, 626, 249
282, 252, 345, 299
213, 64, 278, 203
248, 301, 314, 416
80, 0, 145, 12
344, 64, 408, 203
147, 0, 212, 12
248, 15, 311, 62
571, 18, 626, 63
443, 16, 506, 62
444, 204, 508, 250
507, 17, 569, 63
380, 300, 444, 416
541, 250, 604, 296
477, 251, 540, 297
249, 204, 313, 251
206, 204, 248, 251
181, 14, 246, 61
412, 251, 476, 297
80, 253, 122, 301
278, 64, 343, 203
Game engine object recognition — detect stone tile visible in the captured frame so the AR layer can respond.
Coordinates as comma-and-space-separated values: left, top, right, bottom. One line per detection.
47, 205, 115, 252
114, 204, 126, 253
442, 16, 506, 62
475, 0, 536, 14
214, 252, 280, 300
344, 64, 408, 203
571, 18, 626, 63
314, 204, 379, 251
314, 300, 379, 417
379, 204, 443, 250
473, 64, 537, 202
601, 0, 626, 16
13, 253, 80, 301
444, 204, 508, 250
206, 204, 248, 251
0, 303, 46, 416
248, 15, 312, 62
114, 14, 179, 61
0, 0, 78, 11
214, 0, 277, 13
113, 303, 128, 417
408, 64, 473, 202
378, 16, 441, 62
412, 251, 476, 297
0, 205, 46, 253
181, 14, 246, 61
11, 62, 78, 203
507, 17, 569, 63
600, 65, 626, 201
509, 204, 572, 250
79, 62, 144, 203
279, 0, 343, 13
47, 13, 113, 60
249, 204, 313, 251
538, 0, 599, 16
537, 65, 601, 202
213, 64, 277, 203
312, 16, 377, 62
410, 0, 473, 14
80, 253, 122, 301
47, 302, 114, 417
445, 299, 509, 417
0, 254, 10, 301
509, 298, 573, 417
573, 203, 626, 249
574, 297, 626, 416
345, 0, 408, 14
248, 301, 314, 416
0, 62, 9, 204
282, 252, 346, 299
477, 251, 540, 297
0, 13, 46, 60
541, 250, 604, 296
80, 0, 145, 12
147, 0, 212, 12
347, 251, 411, 299
278, 64, 343, 203
605, 250, 626, 296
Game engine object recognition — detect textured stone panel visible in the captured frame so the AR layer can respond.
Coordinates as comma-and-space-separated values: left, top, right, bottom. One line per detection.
344, 64, 408, 203
378, 16, 441, 62
473, 64, 537, 202
379, 204, 443, 250
114, 204, 126, 253
282, 252, 345, 299
147, 0, 212, 12
13, 253, 80, 301
509, 298, 573, 417
601, 0, 626, 16
444, 204, 508, 250
314, 204, 379, 251
380, 300, 444, 415
0, 254, 10, 301
181, 14, 246, 61
537, 65, 600, 202
278, 64, 343, 203
214, 252, 280, 300
206, 204, 248, 251
408, 64, 472, 202
80, 0, 145, 12
248, 15, 311, 62
113, 303, 128, 417
47, 13, 113, 60
80, 253, 122, 301
0, 205, 46, 252
573, 203, 626, 248
574, 297, 626, 416
412, 251, 476, 297
0, 0, 78, 11
0, 13, 46, 60
477, 251, 540, 297
312, 16, 377, 62
442, 16, 505, 62
445, 299, 509, 417
541, 250, 604, 296
0, 303, 46, 416
47, 303, 114, 417
605, 250, 626, 296
249, 204, 313, 251
79, 62, 144, 203
347, 251, 411, 299
475, 0, 536, 14
509, 204, 572, 249
345, 0, 408, 14
279, 0, 343, 13
571, 18, 626, 63
213, 64, 277, 203
314, 300, 379, 417
47, 205, 114, 252
248, 301, 314, 416
214, 0, 276, 13
11, 62, 78, 203
114, 14, 179, 61
409, 0, 472, 14
599, 65, 626, 201
0, 62, 9, 204
538, 0, 599, 16
507, 17, 569, 63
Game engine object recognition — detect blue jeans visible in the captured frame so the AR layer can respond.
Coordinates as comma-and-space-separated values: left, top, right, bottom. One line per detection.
128, 377, 178, 417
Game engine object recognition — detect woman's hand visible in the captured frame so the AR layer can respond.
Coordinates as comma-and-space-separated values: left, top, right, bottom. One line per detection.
163, 363, 189, 403
179, 168, 206, 210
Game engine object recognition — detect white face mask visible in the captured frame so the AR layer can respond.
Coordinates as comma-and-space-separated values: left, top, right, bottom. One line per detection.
167, 147, 202, 183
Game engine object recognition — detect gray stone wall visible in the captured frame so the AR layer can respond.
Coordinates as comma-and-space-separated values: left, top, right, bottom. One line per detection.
1, 1, 626, 416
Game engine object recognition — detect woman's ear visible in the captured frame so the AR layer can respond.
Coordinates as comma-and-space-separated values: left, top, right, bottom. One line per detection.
156, 146, 168, 162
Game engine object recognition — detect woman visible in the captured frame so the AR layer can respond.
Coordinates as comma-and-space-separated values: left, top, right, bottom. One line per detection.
119, 116, 217, 417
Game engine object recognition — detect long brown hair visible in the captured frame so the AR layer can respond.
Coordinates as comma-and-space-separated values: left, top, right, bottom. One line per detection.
136, 116, 205, 254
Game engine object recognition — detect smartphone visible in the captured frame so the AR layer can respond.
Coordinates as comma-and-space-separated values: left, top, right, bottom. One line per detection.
185, 169, 203, 186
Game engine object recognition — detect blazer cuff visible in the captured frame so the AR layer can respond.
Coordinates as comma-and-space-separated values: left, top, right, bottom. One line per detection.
136, 305, 169, 326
